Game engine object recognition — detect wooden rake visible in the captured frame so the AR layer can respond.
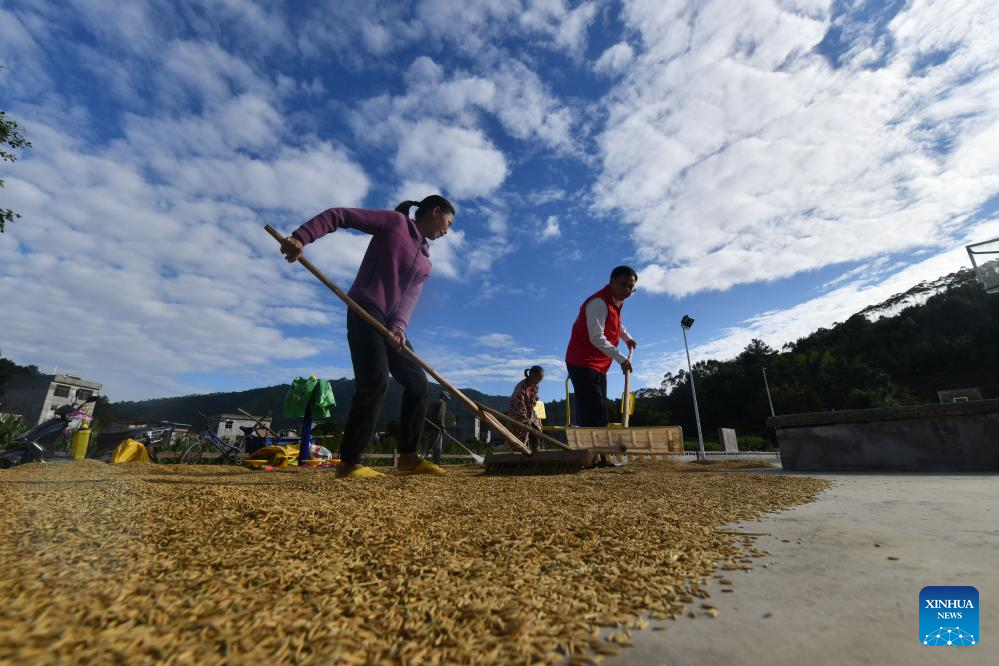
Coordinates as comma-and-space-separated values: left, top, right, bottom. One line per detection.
264, 224, 532, 456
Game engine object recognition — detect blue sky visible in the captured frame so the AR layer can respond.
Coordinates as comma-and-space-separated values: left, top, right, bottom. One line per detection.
1, 0, 998, 403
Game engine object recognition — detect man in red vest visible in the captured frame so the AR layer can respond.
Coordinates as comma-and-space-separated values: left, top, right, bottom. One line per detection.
565, 266, 638, 429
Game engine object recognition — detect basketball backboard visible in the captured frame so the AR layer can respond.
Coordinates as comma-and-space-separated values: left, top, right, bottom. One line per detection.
966, 237, 999, 293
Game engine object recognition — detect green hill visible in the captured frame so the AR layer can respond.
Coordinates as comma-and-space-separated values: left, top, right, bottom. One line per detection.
110, 379, 511, 431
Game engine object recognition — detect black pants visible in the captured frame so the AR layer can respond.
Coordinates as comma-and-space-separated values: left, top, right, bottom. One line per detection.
341, 306, 428, 466
567, 364, 609, 427
424, 426, 443, 464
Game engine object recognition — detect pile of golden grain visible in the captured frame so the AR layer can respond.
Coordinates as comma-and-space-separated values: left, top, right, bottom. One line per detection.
0, 460, 826, 664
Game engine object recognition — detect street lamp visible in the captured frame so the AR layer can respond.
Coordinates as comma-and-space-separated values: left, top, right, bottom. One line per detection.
762, 366, 776, 417
680, 315, 706, 462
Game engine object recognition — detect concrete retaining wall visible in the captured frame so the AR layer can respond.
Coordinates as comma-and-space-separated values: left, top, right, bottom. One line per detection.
767, 399, 999, 471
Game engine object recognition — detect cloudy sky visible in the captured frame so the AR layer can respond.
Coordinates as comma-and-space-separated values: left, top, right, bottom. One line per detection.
1, 0, 997, 403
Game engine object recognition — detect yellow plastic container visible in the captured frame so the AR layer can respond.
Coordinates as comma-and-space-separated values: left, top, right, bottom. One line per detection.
71, 424, 92, 460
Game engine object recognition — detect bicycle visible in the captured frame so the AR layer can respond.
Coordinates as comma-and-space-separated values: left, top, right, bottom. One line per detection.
130, 422, 188, 463
179, 415, 251, 465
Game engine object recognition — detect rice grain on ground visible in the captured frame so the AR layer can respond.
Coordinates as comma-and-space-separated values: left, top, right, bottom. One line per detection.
0, 460, 827, 664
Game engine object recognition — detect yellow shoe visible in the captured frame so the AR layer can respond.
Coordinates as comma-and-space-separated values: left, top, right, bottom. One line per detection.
345, 466, 385, 479
397, 459, 445, 476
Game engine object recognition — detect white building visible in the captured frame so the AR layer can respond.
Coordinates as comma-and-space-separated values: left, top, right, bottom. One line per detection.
1, 374, 102, 426
210, 413, 273, 444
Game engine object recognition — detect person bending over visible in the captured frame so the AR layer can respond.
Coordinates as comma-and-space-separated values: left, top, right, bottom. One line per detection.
281, 195, 455, 479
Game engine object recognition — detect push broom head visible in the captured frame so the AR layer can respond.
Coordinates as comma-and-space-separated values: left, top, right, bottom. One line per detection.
482, 449, 595, 475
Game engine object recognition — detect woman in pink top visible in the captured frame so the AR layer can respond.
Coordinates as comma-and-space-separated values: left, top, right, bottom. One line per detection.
504, 365, 544, 452
280, 195, 455, 478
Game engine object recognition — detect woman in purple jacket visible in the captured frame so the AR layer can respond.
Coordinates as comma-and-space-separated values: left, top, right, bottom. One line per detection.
280, 195, 455, 478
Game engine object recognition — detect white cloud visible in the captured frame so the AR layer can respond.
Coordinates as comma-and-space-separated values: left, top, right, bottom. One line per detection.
477, 333, 516, 347
541, 215, 561, 239
489, 60, 576, 152
64, 0, 164, 56
200, 0, 292, 52
0, 18, 372, 399
527, 188, 568, 205
394, 121, 508, 199
157, 39, 269, 106
157, 144, 370, 216
0, 8, 55, 96
356, 56, 577, 158
520, 0, 599, 56
296, 0, 596, 65
263, 307, 336, 326
462, 209, 515, 274
594, 0, 999, 297
414, 0, 521, 54
121, 94, 284, 158
594, 42, 635, 76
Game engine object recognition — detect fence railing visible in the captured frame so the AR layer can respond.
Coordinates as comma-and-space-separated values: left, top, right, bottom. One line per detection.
156, 450, 481, 464
157, 450, 772, 464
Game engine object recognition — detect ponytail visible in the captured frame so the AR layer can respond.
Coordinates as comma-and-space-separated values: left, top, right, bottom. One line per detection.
395, 200, 419, 215
396, 194, 456, 220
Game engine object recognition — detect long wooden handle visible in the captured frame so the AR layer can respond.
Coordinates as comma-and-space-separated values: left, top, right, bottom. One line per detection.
265, 224, 530, 455
424, 418, 483, 457
237, 408, 280, 438
474, 402, 571, 451
622, 348, 634, 428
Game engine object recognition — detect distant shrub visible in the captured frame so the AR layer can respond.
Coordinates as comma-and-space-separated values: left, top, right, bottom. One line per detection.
736, 435, 775, 451
0, 414, 26, 450
683, 439, 722, 452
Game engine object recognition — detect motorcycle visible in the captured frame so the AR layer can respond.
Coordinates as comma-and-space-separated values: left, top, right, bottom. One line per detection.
0, 396, 98, 468
0, 396, 190, 467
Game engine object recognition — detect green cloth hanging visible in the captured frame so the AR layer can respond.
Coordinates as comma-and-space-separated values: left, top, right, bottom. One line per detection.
283, 377, 336, 418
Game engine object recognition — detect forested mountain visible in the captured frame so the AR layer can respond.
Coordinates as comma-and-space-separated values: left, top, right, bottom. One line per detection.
641, 268, 997, 442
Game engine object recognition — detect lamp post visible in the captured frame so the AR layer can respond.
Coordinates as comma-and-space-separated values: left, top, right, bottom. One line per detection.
762, 366, 776, 417
680, 315, 706, 462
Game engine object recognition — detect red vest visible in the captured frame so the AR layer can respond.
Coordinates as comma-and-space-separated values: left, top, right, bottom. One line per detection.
565, 285, 622, 374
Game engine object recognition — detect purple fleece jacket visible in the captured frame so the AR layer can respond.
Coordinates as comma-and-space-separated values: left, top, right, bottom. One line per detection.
291, 208, 432, 332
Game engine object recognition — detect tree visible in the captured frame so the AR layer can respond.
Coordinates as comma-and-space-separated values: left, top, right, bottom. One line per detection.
1, 66, 31, 234
91, 395, 123, 432
0, 355, 40, 392
312, 420, 343, 450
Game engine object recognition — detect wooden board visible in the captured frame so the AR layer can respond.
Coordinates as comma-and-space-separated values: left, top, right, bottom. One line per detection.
563, 426, 684, 456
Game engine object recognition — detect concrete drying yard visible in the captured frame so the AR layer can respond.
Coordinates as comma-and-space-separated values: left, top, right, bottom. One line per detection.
606, 471, 998, 666
0, 459, 824, 664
